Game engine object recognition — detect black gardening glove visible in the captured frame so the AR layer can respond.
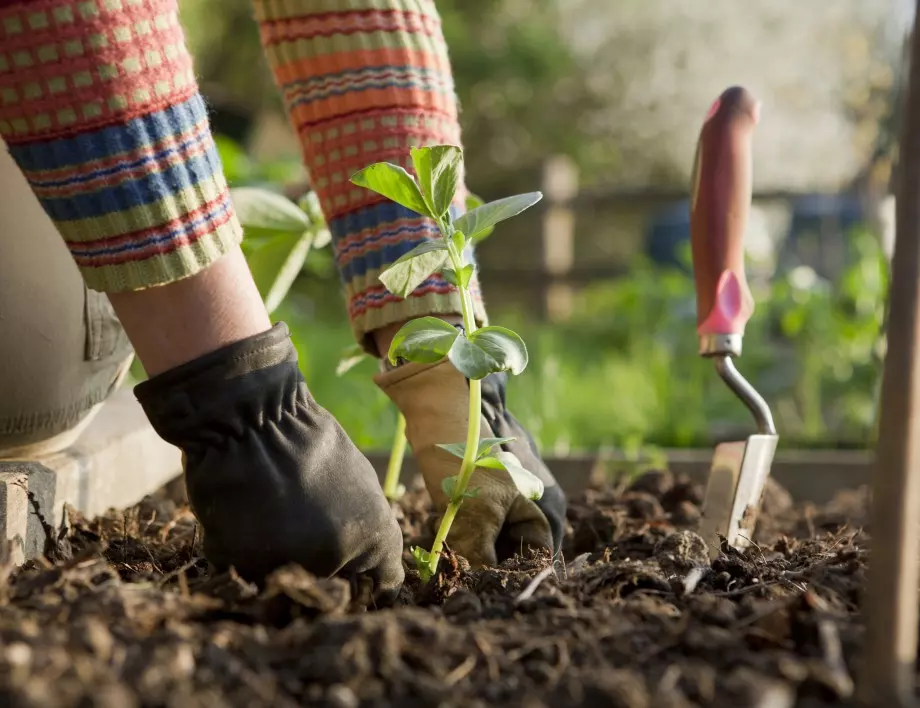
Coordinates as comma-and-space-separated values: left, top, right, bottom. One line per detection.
134, 323, 404, 604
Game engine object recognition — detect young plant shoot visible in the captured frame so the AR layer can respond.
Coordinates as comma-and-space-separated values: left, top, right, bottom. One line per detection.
229, 187, 331, 315
336, 343, 409, 502
351, 145, 546, 582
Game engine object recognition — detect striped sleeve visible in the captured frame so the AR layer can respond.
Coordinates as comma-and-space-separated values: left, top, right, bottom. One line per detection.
252, 0, 487, 350
0, 0, 242, 292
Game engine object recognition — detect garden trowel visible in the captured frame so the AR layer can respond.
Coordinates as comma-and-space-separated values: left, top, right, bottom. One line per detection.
689, 86, 779, 559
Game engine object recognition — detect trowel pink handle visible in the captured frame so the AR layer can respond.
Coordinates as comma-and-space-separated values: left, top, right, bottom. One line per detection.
690, 86, 760, 336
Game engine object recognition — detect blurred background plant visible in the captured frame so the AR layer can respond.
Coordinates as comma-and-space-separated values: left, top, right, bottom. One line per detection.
151, 0, 910, 455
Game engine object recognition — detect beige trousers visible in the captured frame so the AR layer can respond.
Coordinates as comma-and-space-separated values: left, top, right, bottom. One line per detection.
0, 140, 134, 458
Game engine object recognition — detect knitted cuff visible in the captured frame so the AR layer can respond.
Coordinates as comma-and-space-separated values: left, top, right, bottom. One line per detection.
253, 0, 486, 353
0, 0, 243, 293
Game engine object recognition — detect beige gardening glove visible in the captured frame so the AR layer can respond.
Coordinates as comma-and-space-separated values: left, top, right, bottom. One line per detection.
375, 359, 566, 567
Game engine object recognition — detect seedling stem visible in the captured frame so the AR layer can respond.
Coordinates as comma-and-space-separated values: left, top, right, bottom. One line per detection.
350, 145, 545, 583
383, 413, 408, 500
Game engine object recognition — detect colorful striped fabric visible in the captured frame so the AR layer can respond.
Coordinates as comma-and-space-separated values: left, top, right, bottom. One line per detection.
0, 0, 486, 350
0, 0, 241, 292
252, 0, 487, 348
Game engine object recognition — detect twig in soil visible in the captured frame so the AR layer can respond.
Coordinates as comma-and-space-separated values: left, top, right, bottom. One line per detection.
710, 580, 783, 598
807, 590, 855, 697
733, 596, 803, 630
157, 558, 200, 588
566, 553, 590, 577
443, 655, 476, 686
680, 566, 707, 595
738, 534, 768, 567
514, 566, 555, 604
178, 568, 190, 598
657, 665, 682, 698
472, 634, 499, 682
804, 507, 816, 539
506, 638, 564, 663
548, 639, 570, 688
818, 618, 854, 698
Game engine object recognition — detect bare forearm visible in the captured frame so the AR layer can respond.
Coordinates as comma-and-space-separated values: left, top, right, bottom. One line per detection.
108, 248, 270, 376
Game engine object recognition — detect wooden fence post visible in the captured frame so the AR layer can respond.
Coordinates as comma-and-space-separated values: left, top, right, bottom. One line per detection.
858, 8, 920, 706
541, 155, 579, 321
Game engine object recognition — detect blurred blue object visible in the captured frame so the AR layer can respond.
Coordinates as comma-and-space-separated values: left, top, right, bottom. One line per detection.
643, 199, 692, 272
777, 193, 866, 279
643, 192, 867, 280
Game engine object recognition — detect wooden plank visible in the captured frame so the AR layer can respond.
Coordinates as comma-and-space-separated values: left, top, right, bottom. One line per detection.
365, 448, 873, 505
857, 12, 920, 706
541, 156, 579, 321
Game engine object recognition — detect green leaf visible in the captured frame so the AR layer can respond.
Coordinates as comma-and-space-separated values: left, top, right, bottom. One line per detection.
478, 452, 545, 501
466, 193, 485, 211
411, 145, 463, 219
441, 475, 460, 499
469, 326, 529, 375
441, 476, 481, 501
438, 437, 516, 463
442, 267, 460, 287
443, 327, 529, 379
298, 190, 324, 224
437, 442, 467, 459
350, 163, 431, 217
231, 187, 311, 234
476, 437, 517, 459
458, 264, 475, 288
442, 263, 474, 289
464, 193, 494, 242
246, 230, 313, 315
336, 344, 368, 377
379, 240, 450, 298
453, 192, 543, 243
448, 334, 500, 379
311, 227, 332, 250
388, 317, 459, 366
450, 230, 467, 256
215, 135, 253, 183
475, 456, 506, 470
412, 546, 433, 582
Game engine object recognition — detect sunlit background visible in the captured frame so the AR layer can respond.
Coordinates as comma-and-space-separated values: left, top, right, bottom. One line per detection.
176, 0, 913, 456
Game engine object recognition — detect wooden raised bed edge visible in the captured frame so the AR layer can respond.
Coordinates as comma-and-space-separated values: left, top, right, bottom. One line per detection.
364, 448, 874, 506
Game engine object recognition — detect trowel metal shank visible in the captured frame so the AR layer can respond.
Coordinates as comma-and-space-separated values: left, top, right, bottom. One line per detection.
698, 335, 779, 558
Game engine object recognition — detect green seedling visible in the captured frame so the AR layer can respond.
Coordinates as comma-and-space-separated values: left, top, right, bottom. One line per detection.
384, 413, 408, 501
230, 187, 331, 314
336, 344, 408, 502
351, 145, 545, 582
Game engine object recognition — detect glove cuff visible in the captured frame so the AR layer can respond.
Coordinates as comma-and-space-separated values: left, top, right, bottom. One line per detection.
134, 322, 303, 447
373, 359, 470, 447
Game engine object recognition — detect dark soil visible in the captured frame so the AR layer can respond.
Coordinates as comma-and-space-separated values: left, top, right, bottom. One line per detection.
0, 469, 877, 708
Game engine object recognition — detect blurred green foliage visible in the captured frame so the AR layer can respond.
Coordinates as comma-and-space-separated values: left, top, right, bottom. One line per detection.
262, 222, 888, 455
129, 131, 888, 455
132, 1, 895, 455
179, 0, 597, 194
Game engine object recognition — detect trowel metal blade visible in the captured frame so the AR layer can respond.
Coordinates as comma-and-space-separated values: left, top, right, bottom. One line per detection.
698, 434, 779, 559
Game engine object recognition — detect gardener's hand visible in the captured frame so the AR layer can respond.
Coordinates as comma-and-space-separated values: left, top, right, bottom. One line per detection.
134, 323, 404, 604
375, 360, 566, 567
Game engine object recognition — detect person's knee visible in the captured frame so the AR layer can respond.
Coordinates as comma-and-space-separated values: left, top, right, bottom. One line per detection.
0, 140, 133, 454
